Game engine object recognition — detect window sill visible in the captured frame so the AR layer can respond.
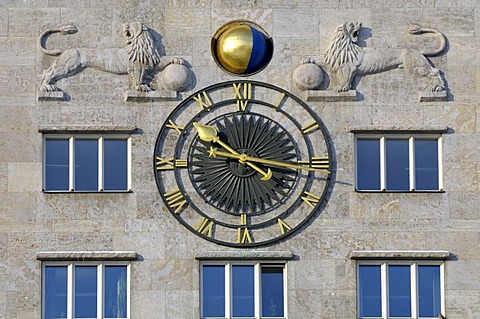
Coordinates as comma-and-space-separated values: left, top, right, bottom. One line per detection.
37, 251, 138, 261
350, 250, 450, 260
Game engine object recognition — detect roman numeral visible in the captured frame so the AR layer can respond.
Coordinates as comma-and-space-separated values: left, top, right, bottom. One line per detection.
301, 121, 320, 134
194, 217, 214, 238
156, 157, 187, 170
193, 91, 213, 110
166, 119, 184, 134
164, 189, 187, 214
237, 213, 252, 244
298, 156, 329, 172
233, 82, 252, 111
273, 92, 286, 109
301, 191, 320, 208
277, 218, 292, 235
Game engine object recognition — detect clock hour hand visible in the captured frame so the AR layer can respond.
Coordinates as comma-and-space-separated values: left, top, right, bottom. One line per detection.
193, 122, 272, 181
209, 147, 329, 173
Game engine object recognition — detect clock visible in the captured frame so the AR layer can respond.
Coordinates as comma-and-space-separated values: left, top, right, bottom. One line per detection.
154, 80, 332, 247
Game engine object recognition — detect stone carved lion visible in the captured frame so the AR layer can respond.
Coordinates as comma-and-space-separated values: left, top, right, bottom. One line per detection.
38, 22, 185, 92
300, 22, 447, 92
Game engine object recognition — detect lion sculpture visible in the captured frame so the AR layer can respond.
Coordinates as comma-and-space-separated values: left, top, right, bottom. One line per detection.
38, 22, 185, 93
302, 22, 447, 92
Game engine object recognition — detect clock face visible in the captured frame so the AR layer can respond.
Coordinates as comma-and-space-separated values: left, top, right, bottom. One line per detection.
154, 80, 332, 247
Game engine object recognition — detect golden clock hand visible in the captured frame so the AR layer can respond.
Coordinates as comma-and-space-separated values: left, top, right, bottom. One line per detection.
193, 122, 272, 181
209, 147, 329, 173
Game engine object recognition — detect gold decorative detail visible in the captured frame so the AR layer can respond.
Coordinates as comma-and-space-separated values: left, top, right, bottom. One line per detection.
164, 189, 187, 213
278, 218, 292, 235
166, 120, 184, 134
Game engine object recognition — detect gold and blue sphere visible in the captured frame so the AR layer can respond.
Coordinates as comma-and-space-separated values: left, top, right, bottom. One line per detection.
212, 21, 273, 76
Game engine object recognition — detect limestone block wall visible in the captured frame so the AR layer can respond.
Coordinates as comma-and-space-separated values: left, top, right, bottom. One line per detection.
0, 1, 480, 318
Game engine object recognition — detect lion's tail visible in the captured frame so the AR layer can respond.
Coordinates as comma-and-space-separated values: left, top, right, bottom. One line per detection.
407, 25, 447, 57
38, 25, 78, 56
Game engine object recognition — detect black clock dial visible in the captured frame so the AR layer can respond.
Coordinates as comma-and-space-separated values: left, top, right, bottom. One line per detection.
154, 80, 333, 247
189, 113, 298, 215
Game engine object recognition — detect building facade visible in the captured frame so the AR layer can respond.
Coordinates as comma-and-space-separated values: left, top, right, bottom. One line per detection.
1, 1, 479, 318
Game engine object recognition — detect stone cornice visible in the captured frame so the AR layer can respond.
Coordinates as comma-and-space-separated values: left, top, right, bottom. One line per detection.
195, 251, 294, 260
350, 250, 450, 260
37, 251, 138, 261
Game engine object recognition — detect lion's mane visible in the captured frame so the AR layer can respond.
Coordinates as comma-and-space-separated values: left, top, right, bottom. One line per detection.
124, 22, 161, 69
323, 23, 361, 70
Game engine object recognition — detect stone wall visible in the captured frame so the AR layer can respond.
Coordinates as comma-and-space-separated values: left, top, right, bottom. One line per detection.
1, 1, 480, 318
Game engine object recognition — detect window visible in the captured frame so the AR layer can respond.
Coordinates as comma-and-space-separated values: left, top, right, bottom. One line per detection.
355, 135, 442, 191
42, 261, 130, 319
201, 262, 287, 318
357, 261, 444, 319
43, 135, 131, 192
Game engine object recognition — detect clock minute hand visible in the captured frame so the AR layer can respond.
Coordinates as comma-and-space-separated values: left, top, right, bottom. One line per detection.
209, 147, 329, 173
193, 122, 272, 181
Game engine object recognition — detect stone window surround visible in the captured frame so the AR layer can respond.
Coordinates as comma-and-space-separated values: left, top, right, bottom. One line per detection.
40, 254, 134, 319
352, 126, 447, 192
42, 129, 134, 192
352, 250, 449, 319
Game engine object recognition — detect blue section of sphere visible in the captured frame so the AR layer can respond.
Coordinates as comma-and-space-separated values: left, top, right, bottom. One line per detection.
245, 26, 270, 74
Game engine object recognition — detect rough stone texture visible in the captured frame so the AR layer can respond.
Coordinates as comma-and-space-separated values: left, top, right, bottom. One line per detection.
1, 1, 480, 319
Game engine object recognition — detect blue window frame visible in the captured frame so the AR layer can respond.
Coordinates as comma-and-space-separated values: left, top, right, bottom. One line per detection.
355, 135, 442, 192
43, 262, 129, 319
357, 261, 443, 319
44, 135, 130, 192
201, 262, 286, 319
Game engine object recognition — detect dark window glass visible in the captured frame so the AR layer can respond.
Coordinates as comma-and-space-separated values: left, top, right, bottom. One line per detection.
386, 139, 409, 190
104, 139, 128, 190
232, 265, 254, 317
202, 265, 225, 317
74, 266, 97, 318
45, 139, 69, 191
356, 139, 381, 190
358, 265, 382, 317
45, 266, 68, 319
388, 265, 411, 317
104, 266, 127, 318
418, 265, 441, 317
261, 267, 284, 317
74, 139, 98, 191
415, 139, 439, 190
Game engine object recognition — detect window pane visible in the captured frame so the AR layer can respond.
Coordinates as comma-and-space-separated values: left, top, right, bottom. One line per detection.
388, 265, 411, 317
386, 139, 409, 191
45, 139, 69, 191
418, 265, 441, 317
104, 266, 127, 318
45, 266, 68, 319
261, 267, 284, 317
356, 139, 381, 190
358, 265, 382, 317
202, 265, 225, 317
415, 139, 439, 190
75, 266, 97, 318
74, 139, 98, 191
232, 265, 254, 317
104, 139, 128, 190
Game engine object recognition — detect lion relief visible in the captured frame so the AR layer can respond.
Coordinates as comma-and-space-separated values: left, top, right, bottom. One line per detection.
38, 22, 187, 93
298, 22, 447, 92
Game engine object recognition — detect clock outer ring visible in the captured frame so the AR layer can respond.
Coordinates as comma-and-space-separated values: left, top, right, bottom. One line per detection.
153, 80, 333, 247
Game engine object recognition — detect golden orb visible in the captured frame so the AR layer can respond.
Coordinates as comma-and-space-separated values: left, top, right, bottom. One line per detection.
212, 21, 273, 76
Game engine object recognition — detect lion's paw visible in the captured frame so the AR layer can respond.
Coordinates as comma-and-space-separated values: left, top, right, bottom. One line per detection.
171, 57, 185, 65
336, 85, 350, 92
39, 84, 60, 92
301, 57, 316, 65
138, 84, 152, 92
